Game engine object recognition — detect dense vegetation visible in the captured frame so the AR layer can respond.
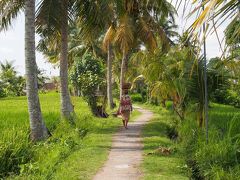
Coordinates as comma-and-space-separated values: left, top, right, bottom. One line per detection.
139, 101, 240, 179
0, 0, 239, 179
179, 103, 240, 179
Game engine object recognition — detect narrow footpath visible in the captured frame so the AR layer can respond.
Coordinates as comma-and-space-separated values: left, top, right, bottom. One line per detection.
93, 107, 153, 180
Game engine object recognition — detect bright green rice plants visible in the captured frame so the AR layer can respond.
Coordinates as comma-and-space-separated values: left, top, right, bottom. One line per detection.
0, 129, 33, 178
195, 137, 240, 179
209, 165, 240, 180
179, 104, 240, 179
227, 114, 240, 141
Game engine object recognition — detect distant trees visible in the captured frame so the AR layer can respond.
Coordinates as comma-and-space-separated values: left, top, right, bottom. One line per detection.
37, 69, 49, 90
0, 61, 51, 97
0, 61, 25, 97
225, 18, 240, 60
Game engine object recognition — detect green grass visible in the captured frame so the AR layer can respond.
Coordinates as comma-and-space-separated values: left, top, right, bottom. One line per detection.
0, 92, 141, 179
208, 103, 240, 137
140, 104, 188, 180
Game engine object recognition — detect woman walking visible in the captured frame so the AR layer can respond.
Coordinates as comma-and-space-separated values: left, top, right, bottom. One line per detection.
119, 83, 133, 129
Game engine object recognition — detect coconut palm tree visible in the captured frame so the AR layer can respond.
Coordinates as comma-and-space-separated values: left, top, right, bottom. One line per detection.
36, 0, 75, 120
0, 0, 49, 141
25, 0, 49, 140
37, 0, 114, 109
111, 0, 176, 98
103, 25, 115, 109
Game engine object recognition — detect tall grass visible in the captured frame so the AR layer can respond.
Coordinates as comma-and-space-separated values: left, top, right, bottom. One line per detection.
178, 103, 240, 179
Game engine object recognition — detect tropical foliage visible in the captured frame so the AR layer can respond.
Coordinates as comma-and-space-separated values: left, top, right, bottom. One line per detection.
0, 0, 240, 179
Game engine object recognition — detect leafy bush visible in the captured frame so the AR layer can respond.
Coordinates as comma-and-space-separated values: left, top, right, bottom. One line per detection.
69, 53, 105, 116
211, 89, 240, 108
131, 93, 143, 102
207, 57, 240, 108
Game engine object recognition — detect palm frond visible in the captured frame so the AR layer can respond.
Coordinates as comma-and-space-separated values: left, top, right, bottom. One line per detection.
0, 0, 24, 31
137, 18, 157, 51
102, 25, 116, 51
36, 0, 63, 36
114, 14, 134, 54
75, 0, 112, 43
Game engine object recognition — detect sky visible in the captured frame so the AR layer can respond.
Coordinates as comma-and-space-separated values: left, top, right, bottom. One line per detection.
0, 4, 230, 77
0, 12, 59, 76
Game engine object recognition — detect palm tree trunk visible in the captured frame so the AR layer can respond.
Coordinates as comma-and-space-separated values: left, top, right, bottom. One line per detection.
120, 52, 127, 99
25, 0, 48, 141
60, 0, 74, 119
107, 43, 114, 109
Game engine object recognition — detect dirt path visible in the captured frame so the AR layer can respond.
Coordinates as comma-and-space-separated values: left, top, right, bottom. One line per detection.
93, 107, 153, 180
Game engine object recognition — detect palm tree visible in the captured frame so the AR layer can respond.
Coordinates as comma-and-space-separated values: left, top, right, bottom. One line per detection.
111, 0, 176, 98
0, 0, 49, 141
0, 61, 26, 96
189, 0, 239, 30
0, 1, 25, 31
36, 0, 115, 116
103, 25, 115, 109
37, 0, 114, 109
25, 0, 49, 140
77, 0, 114, 109
59, 0, 74, 119
36, 0, 75, 120
0, 61, 17, 81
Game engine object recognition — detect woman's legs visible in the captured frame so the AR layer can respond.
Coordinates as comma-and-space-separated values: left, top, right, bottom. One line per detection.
125, 119, 129, 129
122, 120, 125, 128
122, 111, 130, 129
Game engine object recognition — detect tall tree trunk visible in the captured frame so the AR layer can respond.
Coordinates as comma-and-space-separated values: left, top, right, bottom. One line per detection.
60, 0, 74, 119
25, 0, 48, 141
107, 43, 114, 109
120, 52, 128, 99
